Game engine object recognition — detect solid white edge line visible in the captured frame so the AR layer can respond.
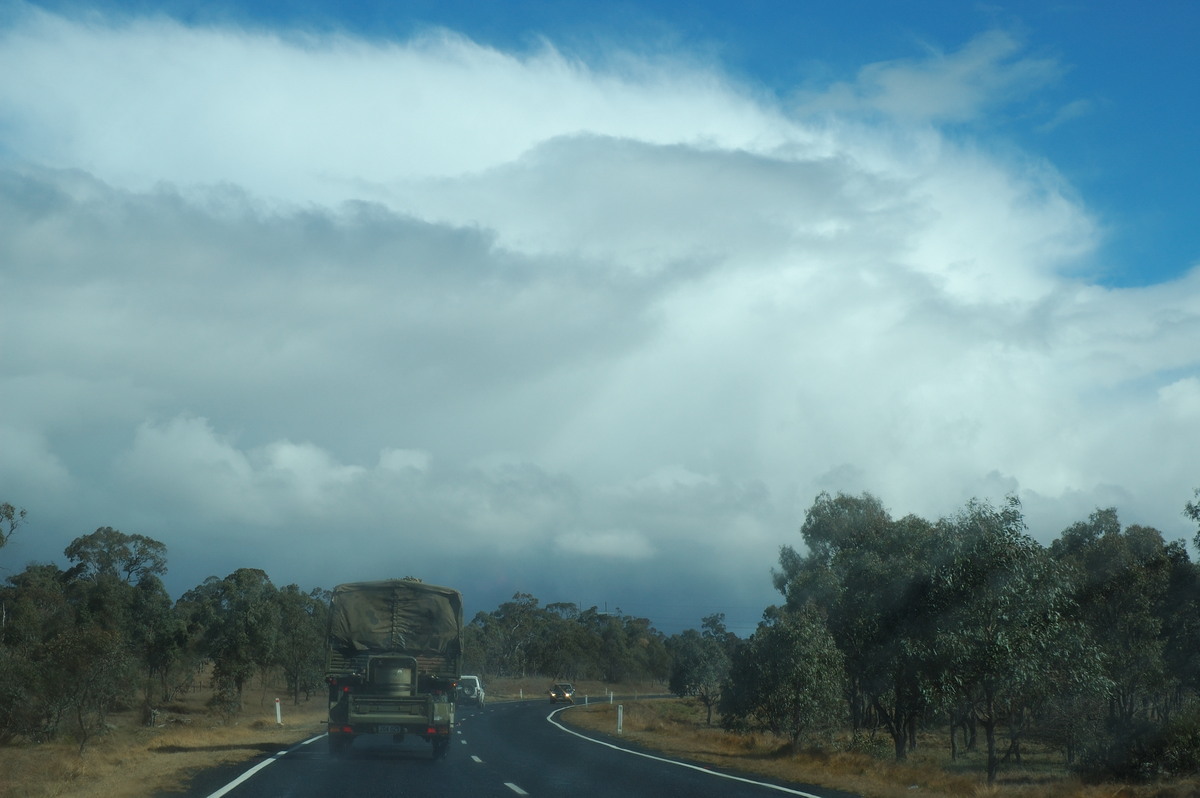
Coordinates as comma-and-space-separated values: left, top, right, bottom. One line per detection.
546, 708, 826, 798
204, 733, 325, 798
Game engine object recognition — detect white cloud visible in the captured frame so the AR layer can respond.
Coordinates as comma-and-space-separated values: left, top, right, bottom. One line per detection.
808, 30, 1063, 123
0, 6, 792, 204
1, 9, 1198, 620
554, 529, 655, 559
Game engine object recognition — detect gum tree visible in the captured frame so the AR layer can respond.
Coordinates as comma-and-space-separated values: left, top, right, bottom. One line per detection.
929, 497, 1103, 784
668, 616, 731, 725
773, 491, 943, 759
720, 604, 844, 747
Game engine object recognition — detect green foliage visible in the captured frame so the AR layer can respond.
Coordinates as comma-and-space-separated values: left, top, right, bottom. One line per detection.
275, 585, 329, 705
1186, 488, 1200, 550
720, 604, 845, 747
180, 569, 280, 711
64, 527, 167, 584
1083, 704, 1200, 781
466, 594, 669, 683
667, 620, 730, 724
773, 491, 944, 760
929, 497, 1105, 783
0, 503, 25, 551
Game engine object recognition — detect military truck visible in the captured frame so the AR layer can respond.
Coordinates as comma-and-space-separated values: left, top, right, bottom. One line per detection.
324, 578, 463, 758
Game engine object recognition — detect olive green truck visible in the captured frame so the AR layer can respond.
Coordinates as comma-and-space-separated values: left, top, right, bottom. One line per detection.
324, 579, 464, 758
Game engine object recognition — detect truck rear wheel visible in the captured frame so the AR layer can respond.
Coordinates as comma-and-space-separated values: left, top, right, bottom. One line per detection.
328, 734, 349, 756
432, 737, 450, 760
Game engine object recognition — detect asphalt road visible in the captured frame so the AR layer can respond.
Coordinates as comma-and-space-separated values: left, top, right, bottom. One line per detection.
167, 699, 858, 798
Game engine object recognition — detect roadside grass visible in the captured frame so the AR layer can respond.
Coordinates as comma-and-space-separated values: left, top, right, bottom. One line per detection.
0, 689, 326, 798
560, 698, 1200, 798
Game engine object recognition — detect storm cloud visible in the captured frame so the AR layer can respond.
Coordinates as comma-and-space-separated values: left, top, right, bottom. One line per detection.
2, 6, 1197, 631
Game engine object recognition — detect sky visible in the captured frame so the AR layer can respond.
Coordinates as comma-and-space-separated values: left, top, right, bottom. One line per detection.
1, 0, 1198, 635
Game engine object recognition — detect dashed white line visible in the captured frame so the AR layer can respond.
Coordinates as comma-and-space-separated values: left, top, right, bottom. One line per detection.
504, 783, 529, 795
471, 755, 483, 763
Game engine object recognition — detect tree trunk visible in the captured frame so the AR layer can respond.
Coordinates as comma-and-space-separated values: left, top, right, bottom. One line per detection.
982, 691, 999, 784
984, 718, 999, 784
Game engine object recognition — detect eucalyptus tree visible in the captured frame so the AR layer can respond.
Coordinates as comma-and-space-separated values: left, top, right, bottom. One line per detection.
538, 603, 598, 680
275, 584, 329, 705
929, 497, 1103, 784
0, 564, 76, 741
1050, 510, 1172, 727
720, 604, 844, 747
180, 569, 280, 711
51, 624, 132, 753
0, 502, 25, 554
773, 491, 942, 760
64, 526, 167, 585
668, 624, 730, 725
1186, 488, 1200, 546
480, 593, 544, 677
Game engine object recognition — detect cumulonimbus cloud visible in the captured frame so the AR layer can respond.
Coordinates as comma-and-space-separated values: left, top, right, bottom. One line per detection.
1, 6, 1198, 613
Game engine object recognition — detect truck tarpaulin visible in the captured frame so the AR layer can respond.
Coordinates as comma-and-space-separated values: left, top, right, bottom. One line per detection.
328, 579, 463, 658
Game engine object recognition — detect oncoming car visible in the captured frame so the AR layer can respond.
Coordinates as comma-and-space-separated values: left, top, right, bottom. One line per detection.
548, 682, 575, 704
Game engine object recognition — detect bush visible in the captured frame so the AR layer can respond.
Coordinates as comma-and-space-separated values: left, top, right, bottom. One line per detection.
1083, 710, 1200, 781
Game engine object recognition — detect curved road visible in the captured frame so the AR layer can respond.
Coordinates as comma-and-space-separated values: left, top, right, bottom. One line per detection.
166, 700, 858, 798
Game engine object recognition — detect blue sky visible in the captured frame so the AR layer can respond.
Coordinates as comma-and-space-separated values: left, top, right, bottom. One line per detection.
2, 0, 1198, 633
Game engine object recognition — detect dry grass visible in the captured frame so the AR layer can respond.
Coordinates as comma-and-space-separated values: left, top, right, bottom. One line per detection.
561, 699, 1200, 798
0, 691, 327, 798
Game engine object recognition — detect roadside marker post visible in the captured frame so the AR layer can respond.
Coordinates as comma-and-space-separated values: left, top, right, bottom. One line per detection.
274, 698, 281, 725
617, 705, 623, 735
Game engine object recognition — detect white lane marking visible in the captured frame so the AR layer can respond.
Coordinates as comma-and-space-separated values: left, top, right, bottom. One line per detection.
504, 783, 529, 795
204, 734, 325, 798
471, 755, 483, 763
546, 708, 826, 797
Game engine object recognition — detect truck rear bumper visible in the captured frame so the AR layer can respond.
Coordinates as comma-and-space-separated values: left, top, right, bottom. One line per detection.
329, 722, 451, 737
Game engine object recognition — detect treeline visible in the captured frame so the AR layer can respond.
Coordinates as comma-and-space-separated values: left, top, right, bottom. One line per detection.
0, 512, 329, 751
671, 490, 1200, 785
8, 489, 1200, 789
0, 502, 675, 752
462, 592, 671, 684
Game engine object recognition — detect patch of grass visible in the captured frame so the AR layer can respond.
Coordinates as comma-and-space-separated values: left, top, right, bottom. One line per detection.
0, 684, 327, 798
560, 698, 1200, 798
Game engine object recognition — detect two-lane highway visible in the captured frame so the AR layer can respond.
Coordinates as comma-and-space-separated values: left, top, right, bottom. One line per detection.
167, 700, 857, 798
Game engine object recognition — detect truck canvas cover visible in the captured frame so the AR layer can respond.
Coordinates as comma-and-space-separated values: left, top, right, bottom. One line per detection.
328, 579, 463, 658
